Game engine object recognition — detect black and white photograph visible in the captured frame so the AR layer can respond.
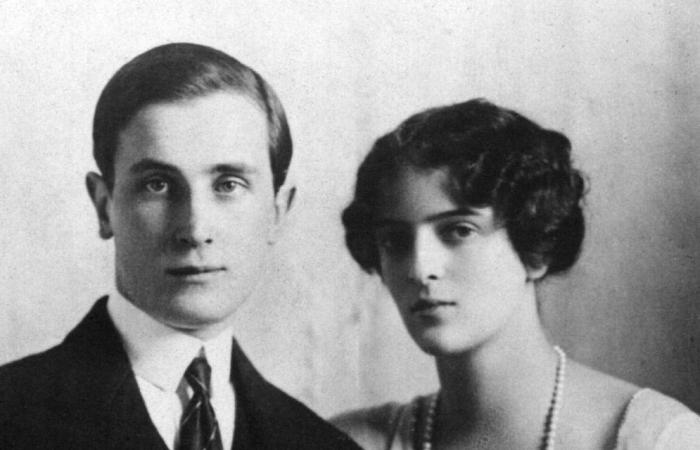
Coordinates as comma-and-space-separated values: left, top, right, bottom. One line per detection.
0, 1, 699, 448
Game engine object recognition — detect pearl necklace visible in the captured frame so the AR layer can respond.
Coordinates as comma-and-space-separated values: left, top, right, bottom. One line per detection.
420, 346, 566, 450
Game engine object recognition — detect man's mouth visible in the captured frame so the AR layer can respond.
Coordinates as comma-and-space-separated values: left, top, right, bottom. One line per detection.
410, 299, 457, 314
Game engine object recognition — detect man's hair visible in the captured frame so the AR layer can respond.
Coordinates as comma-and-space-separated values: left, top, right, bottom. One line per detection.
93, 42, 292, 192
343, 98, 586, 279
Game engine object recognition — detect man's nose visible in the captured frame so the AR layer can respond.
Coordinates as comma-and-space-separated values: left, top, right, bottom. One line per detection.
173, 190, 214, 248
408, 229, 445, 283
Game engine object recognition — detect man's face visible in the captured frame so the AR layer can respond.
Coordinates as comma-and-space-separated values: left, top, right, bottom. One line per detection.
88, 92, 290, 338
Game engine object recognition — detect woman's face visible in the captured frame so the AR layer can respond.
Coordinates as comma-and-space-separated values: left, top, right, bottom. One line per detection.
375, 166, 534, 356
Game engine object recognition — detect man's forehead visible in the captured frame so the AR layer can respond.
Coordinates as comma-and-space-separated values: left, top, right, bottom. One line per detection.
124, 92, 267, 138
113, 92, 271, 172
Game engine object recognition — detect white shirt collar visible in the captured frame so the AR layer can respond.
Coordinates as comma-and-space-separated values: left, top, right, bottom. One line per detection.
107, 290, 233, 395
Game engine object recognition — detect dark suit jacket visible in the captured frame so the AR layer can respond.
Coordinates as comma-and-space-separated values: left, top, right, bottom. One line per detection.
0, 297, 361, 450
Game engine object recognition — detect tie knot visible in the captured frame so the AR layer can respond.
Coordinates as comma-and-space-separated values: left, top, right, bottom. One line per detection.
184, 356, 212, 395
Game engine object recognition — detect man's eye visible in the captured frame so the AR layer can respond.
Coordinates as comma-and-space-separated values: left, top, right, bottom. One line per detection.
144, 178, 169, 194
215, 178, 244, 194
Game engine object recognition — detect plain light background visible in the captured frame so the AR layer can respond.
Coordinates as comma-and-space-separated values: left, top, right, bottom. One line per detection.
1, 1, 699, 416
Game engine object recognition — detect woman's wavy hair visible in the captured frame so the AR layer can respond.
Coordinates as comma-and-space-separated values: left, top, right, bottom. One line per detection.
342, 98, 586, 278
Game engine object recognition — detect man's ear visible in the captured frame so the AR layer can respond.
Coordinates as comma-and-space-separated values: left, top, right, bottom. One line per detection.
268, 183, 296, 244
86, 172, 114, 240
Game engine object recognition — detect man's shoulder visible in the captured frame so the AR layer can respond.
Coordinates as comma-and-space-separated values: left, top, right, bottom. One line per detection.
0, 298, 115, 402
230, 341, 362, 449
261, 385, 363, 449
0, 341, 75, 403
0, 298, 135, 449
0, 341, 94, 449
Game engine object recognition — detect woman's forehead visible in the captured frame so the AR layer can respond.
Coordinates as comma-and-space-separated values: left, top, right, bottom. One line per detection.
377, 168, 455, 218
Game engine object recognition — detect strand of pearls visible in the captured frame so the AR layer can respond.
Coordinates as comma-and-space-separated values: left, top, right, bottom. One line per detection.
421, 393, 438, 450
420, 346, 566, 450
542, 345, 566, 450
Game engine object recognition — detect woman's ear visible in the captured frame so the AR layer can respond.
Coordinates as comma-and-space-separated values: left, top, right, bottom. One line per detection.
86, 172, 113, 240
526, 264, 548, 282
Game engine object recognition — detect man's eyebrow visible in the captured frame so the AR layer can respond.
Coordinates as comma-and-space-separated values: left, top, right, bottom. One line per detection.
211, 163, 259, 176
127, 159, 260, 176
128, 158, 178, 175
374, 208, 479, 227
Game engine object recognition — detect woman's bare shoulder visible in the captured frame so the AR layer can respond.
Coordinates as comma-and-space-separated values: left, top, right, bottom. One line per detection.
562, 361, 700, 449
567, 361, 639, 410
330, 400, 410, 450
616, 388, 700, 449
558, 361, 639, 448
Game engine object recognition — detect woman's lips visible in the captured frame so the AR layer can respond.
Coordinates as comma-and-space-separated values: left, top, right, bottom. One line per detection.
410, 299, 457, 314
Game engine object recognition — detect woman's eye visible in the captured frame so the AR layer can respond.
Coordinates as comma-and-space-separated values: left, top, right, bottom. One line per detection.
215, 178, 244, 194
442, 223, 474, 242
144, 178, 169, 194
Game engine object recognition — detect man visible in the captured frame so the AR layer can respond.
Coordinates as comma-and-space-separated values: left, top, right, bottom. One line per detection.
0, 43, 360, 450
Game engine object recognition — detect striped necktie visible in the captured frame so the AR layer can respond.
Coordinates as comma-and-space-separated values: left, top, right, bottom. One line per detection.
178, 356, 224, 450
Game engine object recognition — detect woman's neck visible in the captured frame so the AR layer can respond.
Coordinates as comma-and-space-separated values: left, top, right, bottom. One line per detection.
433, 293, 559, 446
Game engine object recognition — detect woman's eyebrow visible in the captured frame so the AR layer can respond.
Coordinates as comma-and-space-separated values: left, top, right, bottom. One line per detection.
374, 208, 479, 228
423, 208, 479, 222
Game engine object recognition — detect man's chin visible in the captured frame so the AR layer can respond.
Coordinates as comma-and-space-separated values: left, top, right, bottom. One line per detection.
158, 301, 239, 338
165, 315, 234, 339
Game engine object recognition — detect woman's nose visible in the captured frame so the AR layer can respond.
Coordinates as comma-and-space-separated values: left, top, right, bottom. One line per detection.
408, 229, 445, 283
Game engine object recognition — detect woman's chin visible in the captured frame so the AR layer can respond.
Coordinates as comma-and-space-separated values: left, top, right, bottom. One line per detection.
409, 327, 478, 357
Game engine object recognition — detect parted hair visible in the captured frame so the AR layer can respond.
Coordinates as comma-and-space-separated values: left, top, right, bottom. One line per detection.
93, 42, 292, 192
342, 98, 586, 278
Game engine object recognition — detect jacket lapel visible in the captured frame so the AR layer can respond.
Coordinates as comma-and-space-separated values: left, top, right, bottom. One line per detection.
229, 340, 274, 449
65, 299, 358, 449
62, 297, 168, 450
229, 339, 362, 450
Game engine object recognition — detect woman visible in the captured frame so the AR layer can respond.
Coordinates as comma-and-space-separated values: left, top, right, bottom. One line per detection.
333, 99, 700, 449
